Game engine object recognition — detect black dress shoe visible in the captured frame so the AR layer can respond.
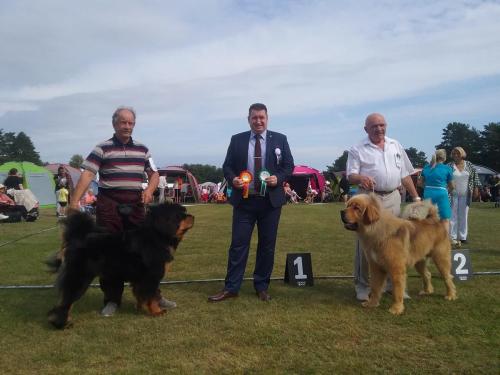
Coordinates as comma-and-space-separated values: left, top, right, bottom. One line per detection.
256, 290, 271, 301
208, 290, 238, 302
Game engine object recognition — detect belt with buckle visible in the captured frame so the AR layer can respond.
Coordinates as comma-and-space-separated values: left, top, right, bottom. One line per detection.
374, 189, 397, 195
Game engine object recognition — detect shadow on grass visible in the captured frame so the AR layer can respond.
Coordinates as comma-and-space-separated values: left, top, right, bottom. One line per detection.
0, 285, 161, 331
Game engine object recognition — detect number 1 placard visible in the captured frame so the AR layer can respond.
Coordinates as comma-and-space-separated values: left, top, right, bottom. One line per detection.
284, 253, 314, 287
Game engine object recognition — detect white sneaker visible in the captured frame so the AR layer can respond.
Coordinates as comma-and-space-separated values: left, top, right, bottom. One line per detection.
158, 297, 177, 310
355, 284, 370, 301
101, 302, 118, 317
0, 213, 9, 220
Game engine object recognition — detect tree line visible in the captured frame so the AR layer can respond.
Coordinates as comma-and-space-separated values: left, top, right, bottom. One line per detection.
1, 121, 498, 182
0, 129, 42, 165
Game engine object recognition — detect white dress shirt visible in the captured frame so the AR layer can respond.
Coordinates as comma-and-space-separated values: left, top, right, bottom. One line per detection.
346, 136, 415, 191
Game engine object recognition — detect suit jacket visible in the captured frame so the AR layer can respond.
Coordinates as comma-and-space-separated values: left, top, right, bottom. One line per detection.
223, 130, 294, 208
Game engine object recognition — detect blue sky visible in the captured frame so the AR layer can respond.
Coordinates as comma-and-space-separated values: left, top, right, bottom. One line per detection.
1, 0, 499, 172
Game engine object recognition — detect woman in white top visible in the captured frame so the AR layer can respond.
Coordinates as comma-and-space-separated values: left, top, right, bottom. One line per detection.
448, 147, 481, 245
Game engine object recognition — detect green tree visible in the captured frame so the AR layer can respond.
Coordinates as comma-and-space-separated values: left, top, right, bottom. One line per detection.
182, 164, 224, 183
4, 131, 42, 165
404, 147, 427, 168
478, 122, 500, 172
0, 130, 15, 164
325, 150, 349, 177
69, 154, 84, 169
436, 122, 482, 164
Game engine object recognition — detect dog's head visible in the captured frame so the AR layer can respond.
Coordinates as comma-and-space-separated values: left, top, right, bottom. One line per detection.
340, 193, 381, 231
145, 203, 194, 242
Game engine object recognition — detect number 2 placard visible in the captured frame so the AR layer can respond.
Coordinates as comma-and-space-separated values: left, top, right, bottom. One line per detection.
451, 249, 472, 281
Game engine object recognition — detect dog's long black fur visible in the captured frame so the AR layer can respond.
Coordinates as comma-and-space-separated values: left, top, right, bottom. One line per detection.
47, 203, 194, 329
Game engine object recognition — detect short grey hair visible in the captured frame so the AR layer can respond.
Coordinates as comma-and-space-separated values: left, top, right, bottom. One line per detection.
112, 106, 136, 126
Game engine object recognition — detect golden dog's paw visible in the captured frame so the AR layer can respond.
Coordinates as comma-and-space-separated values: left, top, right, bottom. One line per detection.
150, 309, 166, 317
361, 300, 379, 308
418, 289, 434, 296
389, 304, 405, 315
444, 294, 457, 301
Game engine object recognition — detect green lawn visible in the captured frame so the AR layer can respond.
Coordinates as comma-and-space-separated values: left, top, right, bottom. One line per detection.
0, 203, 499, 374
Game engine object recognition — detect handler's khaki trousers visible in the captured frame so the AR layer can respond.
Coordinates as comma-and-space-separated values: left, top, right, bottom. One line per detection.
354, 190, 401, 291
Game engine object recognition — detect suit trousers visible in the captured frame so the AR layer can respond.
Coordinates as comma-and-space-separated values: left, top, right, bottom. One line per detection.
224, 196, 282, 293
354, 190, 401, 291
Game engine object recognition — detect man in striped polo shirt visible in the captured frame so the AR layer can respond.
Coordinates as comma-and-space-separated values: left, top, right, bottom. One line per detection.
70, 106, 173, 317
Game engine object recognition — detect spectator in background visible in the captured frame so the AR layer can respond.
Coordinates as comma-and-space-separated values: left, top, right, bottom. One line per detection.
181, 182, 189, 202
322, 180, 333, 202
201, 187, 209, 203
0, 183, 28, 220
304, 182, 318, 204
54, 166, 72, 190
174, 176, 182, 203
3, 168, 24, 190
448, 147, 481, 245
56, 182, 69, 217
158, 175, 167, 203
54, 165, 72, 217
284, 182, 300, 203
480, 186, 492, 202
80, 189, 97, 214
419, 149, 454, 233
491, 176, 499, 208
339, 173, 350, 202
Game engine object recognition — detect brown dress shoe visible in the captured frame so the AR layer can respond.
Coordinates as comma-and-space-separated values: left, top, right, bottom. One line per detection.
208, 290, 238, 302
256, 290, 271, 301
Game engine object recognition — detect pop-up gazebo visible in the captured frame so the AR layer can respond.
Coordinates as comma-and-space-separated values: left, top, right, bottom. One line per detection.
288, 165, 326, 201
157, 165, 201, 203
0, 161, 55, 206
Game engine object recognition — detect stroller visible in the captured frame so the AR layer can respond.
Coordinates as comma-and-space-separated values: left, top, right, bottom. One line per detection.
0, 189, 40, 222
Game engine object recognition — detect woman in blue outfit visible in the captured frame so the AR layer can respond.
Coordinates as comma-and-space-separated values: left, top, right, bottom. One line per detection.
419, 149, 454, 233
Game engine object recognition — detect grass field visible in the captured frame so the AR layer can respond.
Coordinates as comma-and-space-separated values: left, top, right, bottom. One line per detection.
0, 202, 499, 374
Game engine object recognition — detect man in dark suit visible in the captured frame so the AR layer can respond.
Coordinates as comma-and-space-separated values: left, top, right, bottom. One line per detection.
208, 103, 294, 302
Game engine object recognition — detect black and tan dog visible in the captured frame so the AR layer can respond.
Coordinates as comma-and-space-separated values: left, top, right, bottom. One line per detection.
47, 203, 194, 329
341, 194, 456, 315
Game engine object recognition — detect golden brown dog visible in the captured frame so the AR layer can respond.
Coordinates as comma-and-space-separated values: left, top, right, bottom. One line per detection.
340, 193, 457, 315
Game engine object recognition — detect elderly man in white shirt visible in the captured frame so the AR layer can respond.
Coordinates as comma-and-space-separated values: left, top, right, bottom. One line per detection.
346, 113, 420, 301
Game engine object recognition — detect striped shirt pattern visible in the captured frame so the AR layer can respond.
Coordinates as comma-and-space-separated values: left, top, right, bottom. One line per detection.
82, 135, 152, 191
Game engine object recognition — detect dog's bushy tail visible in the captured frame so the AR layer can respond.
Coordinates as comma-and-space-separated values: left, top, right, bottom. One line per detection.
402, 200, 440, 222
424, 203, 440, 223
46, 212, 96, 274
